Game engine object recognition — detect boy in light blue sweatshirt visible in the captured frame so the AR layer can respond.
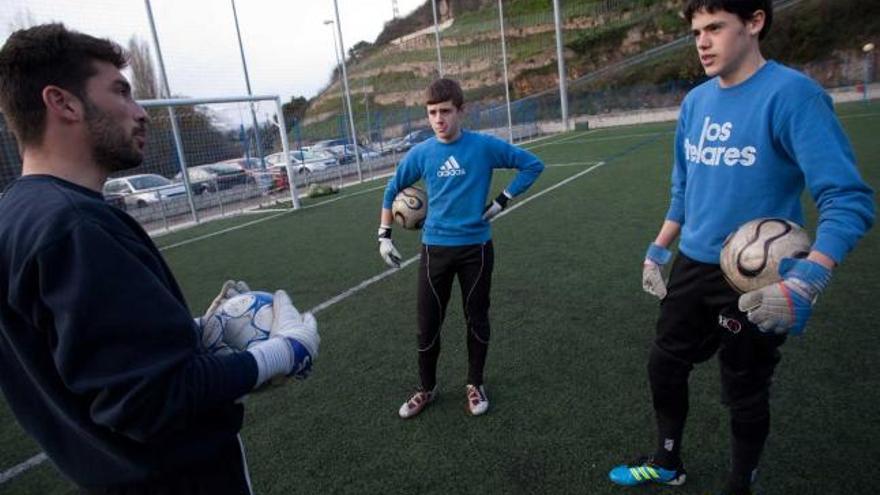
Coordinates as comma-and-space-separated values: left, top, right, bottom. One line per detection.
608, 1, 874, 494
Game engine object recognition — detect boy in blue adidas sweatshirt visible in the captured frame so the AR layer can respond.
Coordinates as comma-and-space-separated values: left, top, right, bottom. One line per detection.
378, 78, 543, 419
608, 2, 874, 494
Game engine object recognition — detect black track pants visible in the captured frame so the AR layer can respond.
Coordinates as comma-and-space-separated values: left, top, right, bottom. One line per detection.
648, 254, 785, 480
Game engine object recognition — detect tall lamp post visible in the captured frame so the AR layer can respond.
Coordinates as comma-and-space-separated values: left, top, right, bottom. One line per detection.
863, 42, 875, 102
324, 19, 349, 132
230, 0, 265, 166
331, 0, 363, 182
431, 0, 443, 76
497, 0, 513, 143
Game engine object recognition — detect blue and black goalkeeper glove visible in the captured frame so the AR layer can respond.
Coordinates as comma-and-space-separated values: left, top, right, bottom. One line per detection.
738, 258, 832, 336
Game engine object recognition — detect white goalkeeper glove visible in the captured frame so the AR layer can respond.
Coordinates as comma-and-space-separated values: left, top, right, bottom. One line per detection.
196, 280, 250, 354
482, 190, 512, 222
738, 258, 832, 336
247, 290, 320, 387
378, 224, 402, 268
642, 243, 672, 299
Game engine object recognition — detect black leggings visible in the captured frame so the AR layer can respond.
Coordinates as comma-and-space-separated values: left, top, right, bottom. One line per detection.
416, 241, 494, 390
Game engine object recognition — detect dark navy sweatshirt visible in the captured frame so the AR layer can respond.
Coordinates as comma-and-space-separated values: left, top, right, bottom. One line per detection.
0, 175, 258, 487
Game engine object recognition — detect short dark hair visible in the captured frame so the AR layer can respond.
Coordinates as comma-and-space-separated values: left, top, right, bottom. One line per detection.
0, 23, 127, 145
684, 0, 773, 40
425, 78, 464, 109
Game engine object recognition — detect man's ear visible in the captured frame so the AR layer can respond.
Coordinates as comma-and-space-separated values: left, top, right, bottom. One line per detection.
42, 85, 85, 124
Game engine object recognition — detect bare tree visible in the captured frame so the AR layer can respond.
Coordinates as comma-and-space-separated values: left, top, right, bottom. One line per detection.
127, 36, 159, 100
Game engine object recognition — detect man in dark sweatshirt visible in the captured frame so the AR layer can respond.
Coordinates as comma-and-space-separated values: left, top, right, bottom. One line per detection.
0, 24, 319, 493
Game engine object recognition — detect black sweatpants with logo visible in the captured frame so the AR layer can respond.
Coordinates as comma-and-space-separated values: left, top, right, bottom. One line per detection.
649, 254, 786, 482
416, 241, 494, 390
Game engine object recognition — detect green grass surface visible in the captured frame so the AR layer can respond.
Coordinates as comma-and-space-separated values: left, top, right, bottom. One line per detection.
2, 101, 878, 494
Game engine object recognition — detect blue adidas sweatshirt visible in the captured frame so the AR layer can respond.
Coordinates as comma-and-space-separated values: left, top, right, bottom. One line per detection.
667, 61, 875, 264
383, 130, 544, 246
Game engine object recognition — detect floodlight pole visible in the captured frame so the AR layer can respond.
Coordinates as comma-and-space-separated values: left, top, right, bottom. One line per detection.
863, 42, 875, 102
552, 0, 570, 130
231, 0, 266, 167
332, 0, 364, 183
498, 0, 514, 143
363, 78, 372, 142
431, 0, 444, 77
144, 0, 199, 224
324, 19, 349, 138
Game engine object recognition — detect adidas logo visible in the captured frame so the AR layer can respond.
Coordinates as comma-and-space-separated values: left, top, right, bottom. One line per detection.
437, 156, 466, 177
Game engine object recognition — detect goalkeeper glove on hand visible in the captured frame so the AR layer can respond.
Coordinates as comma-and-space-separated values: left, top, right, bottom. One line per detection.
738, 257, 832, 336
247, 290, 320, 387
378, 224, 402, 268
197, 280, 250, 353
482, 191, 512, 222
642, 243, 672, 299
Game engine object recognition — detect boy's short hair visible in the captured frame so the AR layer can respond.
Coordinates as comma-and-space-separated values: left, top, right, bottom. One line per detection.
425, 78, 464, 109
0, 23, 127, 145
684, 0, 773, 40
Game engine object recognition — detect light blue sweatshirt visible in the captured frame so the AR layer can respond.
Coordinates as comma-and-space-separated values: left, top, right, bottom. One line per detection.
667, 61, 875, 264
383, 130, 544, 246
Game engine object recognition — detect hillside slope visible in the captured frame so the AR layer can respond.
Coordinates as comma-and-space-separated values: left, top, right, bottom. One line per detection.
300, 0, 878, 139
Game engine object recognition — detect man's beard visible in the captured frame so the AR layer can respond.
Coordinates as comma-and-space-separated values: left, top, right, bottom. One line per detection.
84, 100, 145, 172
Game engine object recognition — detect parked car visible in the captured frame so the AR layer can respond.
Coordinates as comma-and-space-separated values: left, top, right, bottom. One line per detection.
392, 128, 434, 153
176, 163, 252, 195
102, 174, 187, 209
103, 192, 127, 211
310, 138, 349, 152
265, 150, 337, 173
326, 144, 382, 164
218, 157, 273, 192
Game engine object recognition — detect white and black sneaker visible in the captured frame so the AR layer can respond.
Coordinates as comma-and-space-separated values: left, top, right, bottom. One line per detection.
398, 385, 437, 419
466, 384, 489, 416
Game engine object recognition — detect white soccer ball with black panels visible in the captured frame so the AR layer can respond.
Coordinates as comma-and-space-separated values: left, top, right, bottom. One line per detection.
720, 218, 812, 293
204, 291, 275, 351
392, 186, 427, 230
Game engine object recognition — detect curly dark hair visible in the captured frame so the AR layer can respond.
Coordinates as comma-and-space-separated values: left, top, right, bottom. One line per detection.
0, 23, 127, 145
684, 0, 773, 40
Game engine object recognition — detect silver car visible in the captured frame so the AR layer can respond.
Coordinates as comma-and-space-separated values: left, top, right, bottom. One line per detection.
265, 150, 337, 173
102, 174, 187, 209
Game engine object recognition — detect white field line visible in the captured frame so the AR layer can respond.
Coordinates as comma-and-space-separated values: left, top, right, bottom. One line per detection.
307, 161, 606, 315
545, 161, 601, 168
158, 185, 387, 252
0, 453, 47, 484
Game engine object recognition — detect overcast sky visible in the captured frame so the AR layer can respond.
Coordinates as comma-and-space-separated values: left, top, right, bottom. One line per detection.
1, 0, 426, 104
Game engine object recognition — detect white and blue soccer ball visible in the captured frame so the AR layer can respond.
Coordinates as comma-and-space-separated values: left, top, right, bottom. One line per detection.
720, 218, 811, 293
204, 291, 275, 351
